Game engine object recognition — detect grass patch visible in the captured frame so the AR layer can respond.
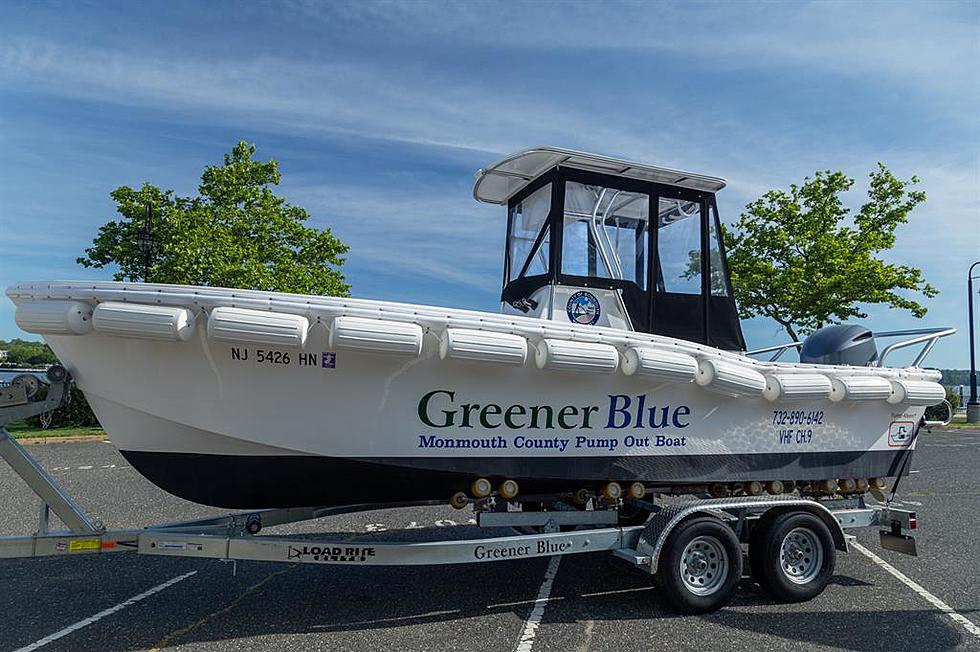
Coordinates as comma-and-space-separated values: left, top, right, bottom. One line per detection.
5, 421, 106, 439
939, 421, 980, 430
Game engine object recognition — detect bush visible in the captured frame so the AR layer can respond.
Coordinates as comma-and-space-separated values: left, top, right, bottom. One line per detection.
924, 387, 960, 421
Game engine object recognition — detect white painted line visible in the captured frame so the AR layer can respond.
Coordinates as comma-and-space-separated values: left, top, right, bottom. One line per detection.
515, 556, 561, 652
13, 570, 197, 652
77, 466, 93, 470
488, 595, 564, 609
852, 542, 980, 638
579, 585, 654, 598
491, 585, 653, 609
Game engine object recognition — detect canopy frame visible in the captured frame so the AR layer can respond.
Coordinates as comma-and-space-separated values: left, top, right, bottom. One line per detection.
474, 146, 727, 205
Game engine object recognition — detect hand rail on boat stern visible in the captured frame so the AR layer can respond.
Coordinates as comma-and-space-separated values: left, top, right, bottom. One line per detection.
873, 327, 957, 367
745, 327, 956, 366
745, 341, 804, 362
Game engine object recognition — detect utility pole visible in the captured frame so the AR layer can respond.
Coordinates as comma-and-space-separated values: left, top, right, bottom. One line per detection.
968, 261, 980, 423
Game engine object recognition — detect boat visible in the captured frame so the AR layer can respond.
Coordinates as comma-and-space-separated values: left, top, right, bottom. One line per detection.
6, 147, 951, 510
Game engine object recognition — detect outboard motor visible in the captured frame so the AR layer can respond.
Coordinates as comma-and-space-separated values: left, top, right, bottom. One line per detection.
799, 324, 877, 366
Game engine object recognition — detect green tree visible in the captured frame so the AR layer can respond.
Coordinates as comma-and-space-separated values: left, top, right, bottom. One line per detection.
78, 141, 350, 296
26, 385, 99, 429
724, 165, 936, 341
0, 339, 58, 367
924, 386, 959, 422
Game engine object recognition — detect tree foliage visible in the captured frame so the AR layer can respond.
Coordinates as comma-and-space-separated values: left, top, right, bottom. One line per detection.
78, 141, 350, 296
724, 164, 936, 341
0, 339, 59, 367
924, 386, 959, 422
25, 385, 99, 429
0, 340, 93, 428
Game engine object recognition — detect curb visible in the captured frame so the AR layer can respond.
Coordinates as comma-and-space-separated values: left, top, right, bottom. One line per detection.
14, 435, 109, 445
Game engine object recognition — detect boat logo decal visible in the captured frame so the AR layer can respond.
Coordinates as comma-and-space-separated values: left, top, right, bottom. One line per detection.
888, 421, 915, 447
566, 291, 600, 325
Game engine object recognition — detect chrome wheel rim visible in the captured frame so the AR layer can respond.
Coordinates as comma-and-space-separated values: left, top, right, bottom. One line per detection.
679, 535, 729, 595
780, 527, 823, 584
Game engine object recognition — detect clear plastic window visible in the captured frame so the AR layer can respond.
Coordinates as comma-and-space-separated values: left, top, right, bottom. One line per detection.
657, 198, 702, 295
707, 205, 728, 296
507, 183, 551, 281
561, 181, 649, 288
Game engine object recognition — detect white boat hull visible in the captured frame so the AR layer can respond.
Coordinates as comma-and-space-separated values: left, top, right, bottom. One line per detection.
9, 282, 932, 508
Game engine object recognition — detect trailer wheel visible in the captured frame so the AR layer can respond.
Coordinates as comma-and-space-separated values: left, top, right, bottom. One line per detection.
654, 516, 741, 614
749, 510, 835, 602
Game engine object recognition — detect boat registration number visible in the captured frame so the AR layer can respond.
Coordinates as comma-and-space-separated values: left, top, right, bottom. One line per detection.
230, 347, 337, 369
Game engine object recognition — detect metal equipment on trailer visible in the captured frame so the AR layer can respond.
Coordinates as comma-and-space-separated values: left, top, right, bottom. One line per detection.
0, 368, 924, 614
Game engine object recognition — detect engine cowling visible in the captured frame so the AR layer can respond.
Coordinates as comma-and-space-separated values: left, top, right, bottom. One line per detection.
799, 324, 877, 366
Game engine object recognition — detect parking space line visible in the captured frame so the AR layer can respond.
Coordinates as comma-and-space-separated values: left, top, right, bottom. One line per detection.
13, 570, 197, 652
852, 542, 980, 638
579, 586, 653, 598
515, 556, 561, 652
488, 595, 564, 609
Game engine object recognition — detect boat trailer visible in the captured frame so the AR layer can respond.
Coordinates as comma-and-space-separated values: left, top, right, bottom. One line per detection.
0, 368, 921, 613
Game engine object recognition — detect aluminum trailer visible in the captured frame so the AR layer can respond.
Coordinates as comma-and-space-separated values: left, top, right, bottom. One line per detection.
0, 368, 922, 614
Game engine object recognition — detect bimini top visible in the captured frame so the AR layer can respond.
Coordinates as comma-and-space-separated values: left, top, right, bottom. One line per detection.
473, 146, 727, 205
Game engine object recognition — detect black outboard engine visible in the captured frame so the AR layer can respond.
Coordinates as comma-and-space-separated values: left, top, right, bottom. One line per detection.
799, 324, 877, 366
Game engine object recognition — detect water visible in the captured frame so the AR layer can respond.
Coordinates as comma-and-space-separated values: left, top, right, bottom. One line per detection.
0, 369, 46, 384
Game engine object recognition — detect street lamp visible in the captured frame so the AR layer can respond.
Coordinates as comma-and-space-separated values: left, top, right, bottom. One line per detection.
136, 203, 154, 283
968, 261, 980, 423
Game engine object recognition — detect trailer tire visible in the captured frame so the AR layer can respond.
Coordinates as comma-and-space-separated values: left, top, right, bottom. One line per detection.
654, 516, 741, 614
749, 510, 835, 602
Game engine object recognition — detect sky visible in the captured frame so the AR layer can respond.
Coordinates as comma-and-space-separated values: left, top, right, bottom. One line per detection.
0, 1, 977, 369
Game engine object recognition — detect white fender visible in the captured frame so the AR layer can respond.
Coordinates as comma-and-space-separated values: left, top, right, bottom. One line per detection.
15, 301, 93, 335
535, 339, 619, 373
696, 359, 767, 396
621, 347, 698, 382
207, 307, 309, 348
93, 302, 195, 342
887, 379, 946, 406
439, 329, 527, 365
329, 316, 423, 356
763, 374, 833, 402
829, 376, 893, 402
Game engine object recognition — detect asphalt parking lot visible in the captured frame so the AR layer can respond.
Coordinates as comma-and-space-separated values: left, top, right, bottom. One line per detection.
1, 430, 978, 652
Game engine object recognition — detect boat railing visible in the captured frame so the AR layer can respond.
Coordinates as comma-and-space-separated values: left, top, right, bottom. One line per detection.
746, 327, 956, 367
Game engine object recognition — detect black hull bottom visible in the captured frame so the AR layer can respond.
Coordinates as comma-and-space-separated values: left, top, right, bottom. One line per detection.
120, 450, 913, 509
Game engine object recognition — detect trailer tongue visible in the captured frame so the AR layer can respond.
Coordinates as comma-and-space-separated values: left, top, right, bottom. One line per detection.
0, 369, 922, 614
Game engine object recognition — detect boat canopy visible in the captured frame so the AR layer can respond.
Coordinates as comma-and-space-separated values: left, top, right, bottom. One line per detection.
473, 147, 726, 205
482, 147, 745, 351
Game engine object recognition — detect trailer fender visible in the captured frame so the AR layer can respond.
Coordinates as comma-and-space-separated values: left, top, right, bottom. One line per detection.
636, 496, 847, 573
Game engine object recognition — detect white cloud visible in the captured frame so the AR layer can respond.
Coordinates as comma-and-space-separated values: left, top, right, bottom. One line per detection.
1, 3, 976, 366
